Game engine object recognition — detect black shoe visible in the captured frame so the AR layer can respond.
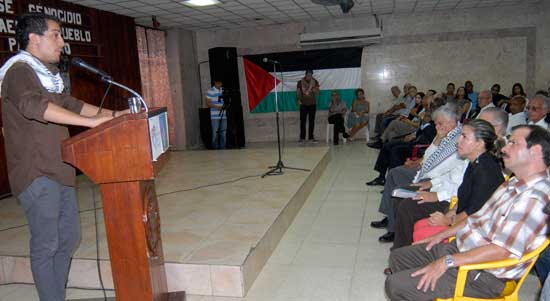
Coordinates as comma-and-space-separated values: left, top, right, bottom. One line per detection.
380, 190, 384, 194
378, 232, 395, 243
367, 141, 383, 149
366, 177, 385, 186
343, 132, 350, 139
370, 217, 388, 229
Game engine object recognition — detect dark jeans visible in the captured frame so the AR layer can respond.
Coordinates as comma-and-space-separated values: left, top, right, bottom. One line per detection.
211, 118, 227, 149
19, 176, 81, 301
328, 114, 346, 143
300, 104, 316, 140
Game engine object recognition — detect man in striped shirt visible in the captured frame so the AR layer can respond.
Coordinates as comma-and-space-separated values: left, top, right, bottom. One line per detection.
206, 80, 225, 149
385, 125, 550, 301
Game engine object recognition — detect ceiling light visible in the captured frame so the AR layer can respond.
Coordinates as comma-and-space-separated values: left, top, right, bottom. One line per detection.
182, 0, 221, 7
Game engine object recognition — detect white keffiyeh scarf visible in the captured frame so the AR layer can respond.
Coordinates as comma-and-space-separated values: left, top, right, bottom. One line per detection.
0, 50, 64, 95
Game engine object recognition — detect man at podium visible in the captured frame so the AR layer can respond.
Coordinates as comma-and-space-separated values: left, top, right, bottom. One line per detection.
0, 13, 123, 301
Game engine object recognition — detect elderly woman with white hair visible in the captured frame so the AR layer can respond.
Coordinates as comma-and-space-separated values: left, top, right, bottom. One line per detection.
371, 103, 468, 244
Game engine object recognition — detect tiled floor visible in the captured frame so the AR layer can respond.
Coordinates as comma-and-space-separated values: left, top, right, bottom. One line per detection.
0, 142, 542, 300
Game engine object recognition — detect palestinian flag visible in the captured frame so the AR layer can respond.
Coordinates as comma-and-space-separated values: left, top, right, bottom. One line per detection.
244, 47, 362, 113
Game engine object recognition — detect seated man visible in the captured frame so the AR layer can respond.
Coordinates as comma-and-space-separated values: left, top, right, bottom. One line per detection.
373, 84, 411, 140
385, 125, 550, 301
506, 95, 527, 134
466, 90, 495, 120
371, 104, 467, 243
527, 95, 550, 130
367, 109, 435, 186
327, 90, 349, 145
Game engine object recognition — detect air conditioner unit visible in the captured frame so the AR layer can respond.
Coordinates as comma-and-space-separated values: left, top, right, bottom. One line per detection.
299, 27, 382, 47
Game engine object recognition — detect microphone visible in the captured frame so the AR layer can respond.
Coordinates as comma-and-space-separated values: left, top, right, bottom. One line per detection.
263, 57, 280, 64
71, 57, 112, 80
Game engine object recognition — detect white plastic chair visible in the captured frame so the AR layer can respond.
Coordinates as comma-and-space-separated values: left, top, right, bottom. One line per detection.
326, 123, 347, 144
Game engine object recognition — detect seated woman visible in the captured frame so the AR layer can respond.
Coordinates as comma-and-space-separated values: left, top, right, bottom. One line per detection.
394, 119, 505, 249
451, 86, 471, 121
504, 83, 529, 113
379, 92, 425, 143
346, 88, 370, 140
327, 90, 349, 145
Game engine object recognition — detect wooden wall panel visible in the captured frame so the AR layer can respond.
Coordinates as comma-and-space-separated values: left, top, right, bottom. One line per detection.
0, 0, 142, 196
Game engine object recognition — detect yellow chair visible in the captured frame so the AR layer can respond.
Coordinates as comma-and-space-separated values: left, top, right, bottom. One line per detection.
435, 238, 550, 301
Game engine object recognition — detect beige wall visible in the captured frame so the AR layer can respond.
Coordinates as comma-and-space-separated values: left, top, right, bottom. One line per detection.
166, 29, 203, 150
169, 3, 550, 145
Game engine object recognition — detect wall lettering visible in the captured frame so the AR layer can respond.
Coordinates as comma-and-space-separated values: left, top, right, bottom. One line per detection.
0, 0, 14, 14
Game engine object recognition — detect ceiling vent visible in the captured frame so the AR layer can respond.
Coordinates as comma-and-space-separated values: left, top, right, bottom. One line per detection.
299, 27, 382, 47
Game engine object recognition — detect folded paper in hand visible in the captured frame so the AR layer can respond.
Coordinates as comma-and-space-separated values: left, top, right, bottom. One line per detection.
392, 188, 418, 199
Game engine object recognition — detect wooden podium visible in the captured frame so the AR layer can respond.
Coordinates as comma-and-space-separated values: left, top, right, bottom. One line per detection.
62, 107, 184, 301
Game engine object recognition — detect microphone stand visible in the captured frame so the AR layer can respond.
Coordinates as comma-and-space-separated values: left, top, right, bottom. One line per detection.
262, 62, 309, 178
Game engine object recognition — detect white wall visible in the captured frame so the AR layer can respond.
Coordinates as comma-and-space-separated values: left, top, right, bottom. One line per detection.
184, 3, 550, 143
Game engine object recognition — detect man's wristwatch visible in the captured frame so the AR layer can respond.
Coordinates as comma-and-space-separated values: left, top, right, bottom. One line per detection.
444, 255, 455, 268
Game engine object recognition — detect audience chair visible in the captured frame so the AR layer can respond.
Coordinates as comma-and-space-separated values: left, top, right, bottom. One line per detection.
326, 120, 370, 143
435, 238, 550, 301
408, 144, 430, 161
357, 122, 370, 142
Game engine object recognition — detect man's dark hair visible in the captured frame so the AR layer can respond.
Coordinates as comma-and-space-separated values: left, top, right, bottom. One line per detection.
492, 83, 501, 90
16, 13, 61, 51
513, 125, 550, 166
305, 69, 313, 75
447, 82, 455, 88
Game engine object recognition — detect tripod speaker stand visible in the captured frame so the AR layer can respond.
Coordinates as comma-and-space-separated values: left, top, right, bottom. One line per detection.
262, 61, 310, 178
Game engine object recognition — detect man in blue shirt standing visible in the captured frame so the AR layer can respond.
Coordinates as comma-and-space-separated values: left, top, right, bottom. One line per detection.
206, 79, 226, 149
